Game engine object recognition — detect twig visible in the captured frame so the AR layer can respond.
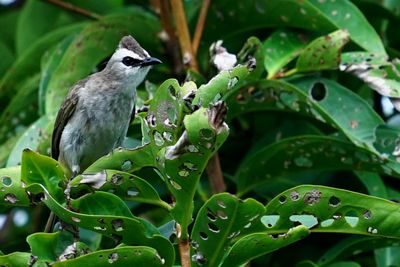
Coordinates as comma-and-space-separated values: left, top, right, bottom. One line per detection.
41, 0, 101, 20
169, 0, 199, 70
206, 153, 226, 193
44, 211, 56, 233
192, 0, 210, 56
177, 224, 191, 267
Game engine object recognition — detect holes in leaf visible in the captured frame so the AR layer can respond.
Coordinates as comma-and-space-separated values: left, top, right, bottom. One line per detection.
216, 200, 226, 209
236, 92, 247, 104
228, 76, 239, 89
279, 195, 287, 204
294, 156, 313, 167
344, 210, 359, 227
191, 252, 207, 265
289, 215, 318, 229
208, 223, 220, 233
168, 85, 177, 97
303, 189, 321, 205
4, 193, 17, 204
206, 209, 217, 221
127, 187, 139, 197
217, 210, 227, 220
328, 196, 341, 207
166, 107, 178, 126
169, 180, 182, 190
111, 174, 123, 185
199, 128, 214, 141
163, 132, 173, 142
248, 87, 265, 102
112, 219, 124, 232
310, 82, 327, 101
321, 219, 334, 227
290, 191, 300, 201
94, 226, 107, 231
363, 210, 372, 219
178, 162, 197, 177
108, 252, 118, 263
367, 226, 378, 234
146, 114, 156, 127
261, 215, 280, 228
199, 231, 208, 240
121, 160, 133, 172
153, 131, 165, 146
2, 176, 12, 187
187, 145, 199, 153
71, 217, 81, 223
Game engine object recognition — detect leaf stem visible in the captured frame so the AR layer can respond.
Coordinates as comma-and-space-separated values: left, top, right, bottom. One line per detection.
192, 0, 210, 56
177, 223, 191, 267
169, 0, 199, 70
41, 0, 101, 20
206, 153, 226, 193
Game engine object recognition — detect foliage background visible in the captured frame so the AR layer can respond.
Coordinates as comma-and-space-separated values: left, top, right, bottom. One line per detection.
1, 0, 400, 266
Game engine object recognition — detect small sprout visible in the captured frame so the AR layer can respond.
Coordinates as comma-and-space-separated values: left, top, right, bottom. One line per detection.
290, 191, 300, 201
208, 222, 220, 233
4, 193, 17, 204
199, 231, 208, 240
363, 210, 372, 219
121, 160, 133, 172
71, 217, 81, 223
303, 189, 321, 205
108, 252, 119, 263
367, 226, 378, 234
2, 176, 12, 187
279, 195, 287, 204
112, 219, 124, 232
328, 196, 341, 207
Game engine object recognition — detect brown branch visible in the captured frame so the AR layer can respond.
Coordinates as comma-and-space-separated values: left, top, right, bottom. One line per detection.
206, 153, 226, 193
192, 0, 210, 56
42, 0, 101, 20
177, 223, 191, 267
169, 0, 199, 71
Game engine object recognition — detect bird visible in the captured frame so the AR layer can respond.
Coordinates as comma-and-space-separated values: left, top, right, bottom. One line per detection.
51, 35, 161, 177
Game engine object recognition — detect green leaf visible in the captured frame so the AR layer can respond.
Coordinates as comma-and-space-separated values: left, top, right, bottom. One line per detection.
27, 231, 74, 262
0, 252, 30, 267
296, 30, 349, 72
0, 166, 30, 206
235, 135, 400, 195
7, 115, 52, 167
263, 29, 307, 78
191, 193, 265, 267
263, 185, 400, 239
45, 11, 163, 114
26, 183, 175, 266
203, 0, 385, 55
237, 37, 266, 81
52, 246, 166, 267
0, 41, 14, 79
221, 225, 309, 267
21, 149, 65, 202
70, 170, 169, 209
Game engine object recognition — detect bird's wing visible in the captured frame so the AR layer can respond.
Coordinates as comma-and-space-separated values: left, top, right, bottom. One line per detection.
51, 79, 86, 160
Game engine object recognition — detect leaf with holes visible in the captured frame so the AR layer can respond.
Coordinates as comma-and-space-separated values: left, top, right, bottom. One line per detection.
221, 225, 309, 267
340, 52, 400, 110
225, 78, 383, 150
202, 0, 385, 55
52, 246, 165, 267
296, 30, 349, 72
45, 11, 163, 114
262, 185, 400, 239
70, 170, 169, 209
159, 105, 230, 239
26, 183, 175, 266
0, 252, 31, 267
190, 193, 265, 267
263, 29, 308, 79
0, 166, 29, 206
7, 115, 52, 167
237, 37, 265, 80
235, 135, 400, 196
21, 149, 65, 202
27, 231, 75, 262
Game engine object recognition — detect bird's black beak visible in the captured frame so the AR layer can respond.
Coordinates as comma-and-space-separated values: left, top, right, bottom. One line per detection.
140, 57, 162, 67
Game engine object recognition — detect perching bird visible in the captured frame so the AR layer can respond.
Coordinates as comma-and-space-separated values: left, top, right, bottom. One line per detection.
51, 35, 161, 177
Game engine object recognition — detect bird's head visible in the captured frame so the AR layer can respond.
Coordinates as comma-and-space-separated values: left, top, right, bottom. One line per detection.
106, 35, 161, 87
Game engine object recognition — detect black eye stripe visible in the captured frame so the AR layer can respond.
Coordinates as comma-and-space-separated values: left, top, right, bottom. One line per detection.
122, 56, 142, 66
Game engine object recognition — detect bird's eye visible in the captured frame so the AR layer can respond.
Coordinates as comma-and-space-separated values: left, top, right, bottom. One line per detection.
122, 56, 141, 66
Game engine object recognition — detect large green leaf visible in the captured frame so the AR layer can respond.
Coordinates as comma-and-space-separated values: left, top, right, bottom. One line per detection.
53, 246, 166, 267
0, 252, 30, 267
26, 183, 175, 266
0, 166, 29, 206
235, 135, 400, 196
27, 231, 74, 262
190, 193, 266, 267
203, 0, 385, 55
45, 11, 163, 114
